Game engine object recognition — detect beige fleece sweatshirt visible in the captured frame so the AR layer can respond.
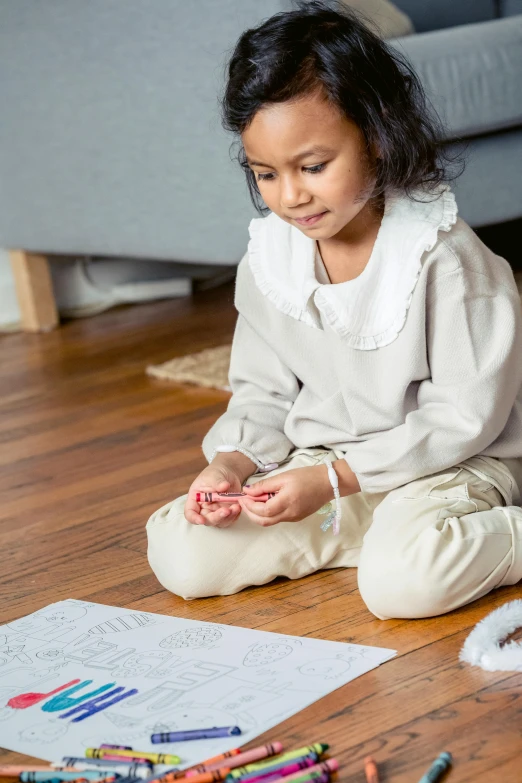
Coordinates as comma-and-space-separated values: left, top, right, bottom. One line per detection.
202, 186, 522, 494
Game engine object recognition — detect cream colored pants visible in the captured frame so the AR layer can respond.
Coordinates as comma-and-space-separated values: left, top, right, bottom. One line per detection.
146, 447, 522, 619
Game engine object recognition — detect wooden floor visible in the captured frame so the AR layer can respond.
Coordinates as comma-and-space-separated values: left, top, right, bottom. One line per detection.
1, 283, 521, 782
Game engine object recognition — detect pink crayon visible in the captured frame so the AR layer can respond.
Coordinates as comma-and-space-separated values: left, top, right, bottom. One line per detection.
270, 760, 338, 783
195, 491, 276, 503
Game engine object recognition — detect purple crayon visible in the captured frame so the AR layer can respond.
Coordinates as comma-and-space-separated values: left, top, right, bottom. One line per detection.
151, 726, 241, 743
240, 757, 317, 783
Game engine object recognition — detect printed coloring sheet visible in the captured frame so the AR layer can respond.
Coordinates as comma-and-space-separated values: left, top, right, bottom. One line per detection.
0, 600, 396, 766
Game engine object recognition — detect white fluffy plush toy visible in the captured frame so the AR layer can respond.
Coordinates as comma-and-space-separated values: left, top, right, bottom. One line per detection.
460, 599, 522, 672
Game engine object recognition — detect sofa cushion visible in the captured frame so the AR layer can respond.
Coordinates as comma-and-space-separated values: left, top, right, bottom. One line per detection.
343, 0, 414, 38
502, 0, 522, 15
392, 0, 496, 33
389, 16, 522, 138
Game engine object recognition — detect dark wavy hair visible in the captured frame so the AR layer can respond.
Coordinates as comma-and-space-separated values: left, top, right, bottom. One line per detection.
219, 0, 464, 216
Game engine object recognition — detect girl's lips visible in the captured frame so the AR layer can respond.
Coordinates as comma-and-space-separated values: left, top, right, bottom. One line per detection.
294, 211, 327, 226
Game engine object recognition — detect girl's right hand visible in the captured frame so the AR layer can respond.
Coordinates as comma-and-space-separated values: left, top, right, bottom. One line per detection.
184, 464, 244, 528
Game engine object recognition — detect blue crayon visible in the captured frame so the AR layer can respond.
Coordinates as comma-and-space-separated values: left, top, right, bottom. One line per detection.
107, 778, 143, 783
417, 752, 452, 783
58, 760, 152, 779
151, 726, 241, 743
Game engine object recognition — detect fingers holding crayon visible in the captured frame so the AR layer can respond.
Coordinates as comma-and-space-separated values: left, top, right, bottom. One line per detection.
184, 494, 241, 528
185, 465, 244, 527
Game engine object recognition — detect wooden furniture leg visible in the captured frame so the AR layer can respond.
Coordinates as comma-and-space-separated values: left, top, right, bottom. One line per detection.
9, 250, 59, 331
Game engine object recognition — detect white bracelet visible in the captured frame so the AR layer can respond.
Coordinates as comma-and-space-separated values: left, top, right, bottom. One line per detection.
322, 457, 342, 535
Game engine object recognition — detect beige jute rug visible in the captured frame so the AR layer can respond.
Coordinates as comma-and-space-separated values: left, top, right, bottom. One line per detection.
146, 344, 232, 391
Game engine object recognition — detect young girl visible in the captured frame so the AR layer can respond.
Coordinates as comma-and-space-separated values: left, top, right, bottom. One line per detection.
147, 0, 522, 619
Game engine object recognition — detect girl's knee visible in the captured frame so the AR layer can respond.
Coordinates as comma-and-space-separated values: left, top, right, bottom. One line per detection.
357, 507, 456, 619
358, 486, 522, 619
146, 496, 266, 599
357, 553, 452, 619
146, 495, 215, 599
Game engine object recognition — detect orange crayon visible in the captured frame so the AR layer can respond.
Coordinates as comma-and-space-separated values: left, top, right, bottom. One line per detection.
197, 749, 241, 767
364, 757, 379, 783
163, 771, 230, 783
200, 743, 284, 774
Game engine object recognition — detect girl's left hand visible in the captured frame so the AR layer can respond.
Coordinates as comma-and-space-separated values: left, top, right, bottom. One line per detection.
239, 465, 333, 527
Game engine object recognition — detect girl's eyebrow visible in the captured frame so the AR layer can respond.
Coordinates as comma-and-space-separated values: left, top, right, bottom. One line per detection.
246, 144, 335, 167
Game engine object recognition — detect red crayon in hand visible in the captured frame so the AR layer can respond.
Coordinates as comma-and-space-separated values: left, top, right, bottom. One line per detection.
195, 491, 276, 503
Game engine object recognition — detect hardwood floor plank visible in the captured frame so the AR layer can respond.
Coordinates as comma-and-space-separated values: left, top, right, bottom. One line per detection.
336, 676, 522, 782
0, 547, 151, 620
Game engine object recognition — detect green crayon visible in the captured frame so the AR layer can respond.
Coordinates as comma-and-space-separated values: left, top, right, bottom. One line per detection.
228, 745, 329, 778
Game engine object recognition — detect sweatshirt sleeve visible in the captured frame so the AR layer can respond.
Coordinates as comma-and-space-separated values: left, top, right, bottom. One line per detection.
344, 263, 522, 494
201, 308, 300, 470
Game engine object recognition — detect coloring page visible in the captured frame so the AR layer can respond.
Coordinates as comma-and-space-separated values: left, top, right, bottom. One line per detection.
0, 600, 396, 767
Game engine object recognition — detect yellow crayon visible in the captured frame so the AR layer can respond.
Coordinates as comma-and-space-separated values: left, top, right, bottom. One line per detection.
85, 750, 181, 766
228, 745, 329, 778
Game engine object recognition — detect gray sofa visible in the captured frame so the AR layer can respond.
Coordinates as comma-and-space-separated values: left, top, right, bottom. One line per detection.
1, 0, 521, 329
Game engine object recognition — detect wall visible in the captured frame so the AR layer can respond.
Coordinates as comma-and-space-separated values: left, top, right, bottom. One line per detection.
0, 250, 20, 327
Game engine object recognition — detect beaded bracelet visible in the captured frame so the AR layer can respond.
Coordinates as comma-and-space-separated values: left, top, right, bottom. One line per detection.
319, 457, 342, 535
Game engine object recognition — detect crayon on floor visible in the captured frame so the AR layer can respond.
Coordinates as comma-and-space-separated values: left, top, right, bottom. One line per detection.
21, 774, 117, 782
58, 761, 152, 778
237, 756, 317, 783
228, 746, 328, 778
270, 759, 339, 783
21, 778, 94, 783
21, 778, 116, 783
417, 752, 452, 783
85, 751, 181, 766
179, 749, 241, 777
151, 727, 241, 743
187, 745, 284, 777
270, 772, 330, 783
135, 768, 180, 783
162, 770, 230, 783
85, 756, 153, 767
364, 756, 379, 783
0, 770, 80, 777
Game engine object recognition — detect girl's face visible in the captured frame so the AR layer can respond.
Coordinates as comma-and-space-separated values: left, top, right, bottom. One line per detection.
242, 89, 377, 240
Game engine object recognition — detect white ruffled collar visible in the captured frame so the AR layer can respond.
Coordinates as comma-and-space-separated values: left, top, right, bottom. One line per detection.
247, 185, 458, 350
